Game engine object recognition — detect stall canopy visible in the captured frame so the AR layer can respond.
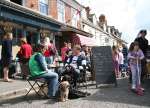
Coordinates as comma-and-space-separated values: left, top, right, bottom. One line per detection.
77, 34, 98, 46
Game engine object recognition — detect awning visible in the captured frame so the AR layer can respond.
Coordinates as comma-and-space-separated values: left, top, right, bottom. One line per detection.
61, 25, 93, 37
77, 34, 98, 46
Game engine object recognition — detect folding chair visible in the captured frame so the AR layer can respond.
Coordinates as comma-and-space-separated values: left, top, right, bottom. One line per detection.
25, 76, 48, 98
78, 69, 88, 89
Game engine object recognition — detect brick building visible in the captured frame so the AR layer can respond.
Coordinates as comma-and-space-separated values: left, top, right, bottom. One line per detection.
0, 0, 93, 58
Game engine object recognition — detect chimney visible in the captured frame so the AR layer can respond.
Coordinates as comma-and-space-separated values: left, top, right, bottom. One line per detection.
99, 14, 107, 30
85, 6, 91, 17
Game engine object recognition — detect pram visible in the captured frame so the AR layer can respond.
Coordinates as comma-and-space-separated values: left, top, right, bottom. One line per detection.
59, 65, 90, 99
120, 63, 130, 77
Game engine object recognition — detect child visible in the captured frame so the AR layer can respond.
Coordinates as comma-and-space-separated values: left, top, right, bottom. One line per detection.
128, 42, 144, 95
112, 46, 120, 78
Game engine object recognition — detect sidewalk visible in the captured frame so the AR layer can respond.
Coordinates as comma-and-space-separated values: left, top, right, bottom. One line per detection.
0, 79, 32, 101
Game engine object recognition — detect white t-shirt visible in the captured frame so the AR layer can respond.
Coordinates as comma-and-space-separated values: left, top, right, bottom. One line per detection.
118, 52, 124, 65
67, 55, 86, 69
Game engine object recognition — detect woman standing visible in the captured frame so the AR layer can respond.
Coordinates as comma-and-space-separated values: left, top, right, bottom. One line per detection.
1, 33, 13, 82
17, 38, 32, 79
112, 46, 120, 78
43, 37, 54, 64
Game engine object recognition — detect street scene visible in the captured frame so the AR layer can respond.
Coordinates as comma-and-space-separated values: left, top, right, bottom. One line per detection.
0, 0, 150, 108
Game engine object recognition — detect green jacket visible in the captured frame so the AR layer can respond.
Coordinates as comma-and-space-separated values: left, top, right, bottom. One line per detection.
29, 53, 46, 77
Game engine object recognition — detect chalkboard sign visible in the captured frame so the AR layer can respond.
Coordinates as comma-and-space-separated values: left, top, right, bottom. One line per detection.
91, 46, 117, 86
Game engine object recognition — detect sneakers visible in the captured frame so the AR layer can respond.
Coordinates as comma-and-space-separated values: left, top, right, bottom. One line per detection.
131, 87, 144, 96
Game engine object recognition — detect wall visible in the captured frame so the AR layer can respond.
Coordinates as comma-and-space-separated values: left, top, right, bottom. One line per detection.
65, 4, 71, 25
49, 0, 58, 19
25, 0, 39, 11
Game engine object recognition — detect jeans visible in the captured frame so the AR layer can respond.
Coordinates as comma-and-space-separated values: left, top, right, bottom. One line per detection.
38, 70, 58, 97
130, 64, 141, 89
45, 56, 54, 64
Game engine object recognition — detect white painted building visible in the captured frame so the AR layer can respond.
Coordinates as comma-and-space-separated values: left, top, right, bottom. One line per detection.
81, 7, 127, 47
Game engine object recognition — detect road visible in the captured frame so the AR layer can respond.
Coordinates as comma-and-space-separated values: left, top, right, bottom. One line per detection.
0, 79, 150, 108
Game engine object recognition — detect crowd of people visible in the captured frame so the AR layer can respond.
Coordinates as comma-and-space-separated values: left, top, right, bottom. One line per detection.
0, 29, 149, 98
0, 33, 91, 99
112, 29, 149, 95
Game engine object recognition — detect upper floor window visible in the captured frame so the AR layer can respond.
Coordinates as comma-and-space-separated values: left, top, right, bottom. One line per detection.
71, 8, 80, 28
10, 0, 23, 5
57, 0, 65, 23
39, 0, 48, 15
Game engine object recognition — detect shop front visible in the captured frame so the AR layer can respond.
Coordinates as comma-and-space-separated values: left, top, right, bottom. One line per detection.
0, 0, 61, 58
55, 25, 95, 54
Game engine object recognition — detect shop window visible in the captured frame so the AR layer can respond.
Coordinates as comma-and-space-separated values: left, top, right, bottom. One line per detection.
0, 27, 5, 44
10, 0, 22, 5
57, 0, 65, 23
12, 28, 23, 45
39, 0, 48, 15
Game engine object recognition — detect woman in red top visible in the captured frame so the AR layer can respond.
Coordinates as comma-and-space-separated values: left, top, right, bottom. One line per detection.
17, 38, 32, 79
61, 42, 69, 62
43, 37, 56, 64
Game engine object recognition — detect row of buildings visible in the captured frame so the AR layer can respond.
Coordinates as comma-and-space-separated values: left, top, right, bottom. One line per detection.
0, 0, 127, 58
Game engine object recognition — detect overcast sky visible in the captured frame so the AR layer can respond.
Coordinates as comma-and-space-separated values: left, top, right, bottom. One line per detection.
77, 0, 150, 44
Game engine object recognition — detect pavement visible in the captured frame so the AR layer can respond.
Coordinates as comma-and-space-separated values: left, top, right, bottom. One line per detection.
0, 79, 32, 101
0, 78, 150, 108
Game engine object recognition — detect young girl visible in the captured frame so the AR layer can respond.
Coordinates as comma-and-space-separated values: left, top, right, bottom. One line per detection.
128, 42, 144, 95
112, 46, 120, 78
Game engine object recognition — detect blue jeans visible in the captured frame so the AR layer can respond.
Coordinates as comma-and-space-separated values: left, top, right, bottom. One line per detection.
45, 56, 54, 64
130, 64, 141, 89
38, 70, 58, 96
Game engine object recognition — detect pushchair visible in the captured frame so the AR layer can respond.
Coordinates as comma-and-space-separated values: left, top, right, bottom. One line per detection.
61, 65, 87, 89
120, 63, 130, 78
60, 65, 90, 99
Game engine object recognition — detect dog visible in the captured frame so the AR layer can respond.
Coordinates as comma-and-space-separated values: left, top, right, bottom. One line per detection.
60, 75, 70, 102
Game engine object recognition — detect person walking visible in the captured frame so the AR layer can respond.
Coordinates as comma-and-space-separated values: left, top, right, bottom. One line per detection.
128, 42, 144, 95
135, 30, 148, 82
1, 33, 13, 82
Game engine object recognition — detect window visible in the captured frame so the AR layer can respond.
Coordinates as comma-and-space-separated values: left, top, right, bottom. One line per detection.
57, 0, 65, 23
71, 8, 80, 27
39, 0, 48, 15
10, 0, 22, 5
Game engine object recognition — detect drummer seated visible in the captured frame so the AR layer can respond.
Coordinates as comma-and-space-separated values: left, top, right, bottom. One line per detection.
29, 44, 58, 98
65, 45, 86, 87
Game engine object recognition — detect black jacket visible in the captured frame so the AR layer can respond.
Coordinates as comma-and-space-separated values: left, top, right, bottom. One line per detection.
135, 37, 148, 56
67, 55, 86, 68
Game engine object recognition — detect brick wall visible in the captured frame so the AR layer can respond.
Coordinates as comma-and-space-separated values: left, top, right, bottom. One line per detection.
49, 0, 58, 19
26, 0, 39, 11
65, 4, 71, 25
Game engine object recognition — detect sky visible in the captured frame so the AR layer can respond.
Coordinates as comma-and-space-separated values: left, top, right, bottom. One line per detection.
77, 0, 150, 44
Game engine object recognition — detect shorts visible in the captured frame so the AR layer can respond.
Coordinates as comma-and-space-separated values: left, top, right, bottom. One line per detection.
1, 58, 11, 68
